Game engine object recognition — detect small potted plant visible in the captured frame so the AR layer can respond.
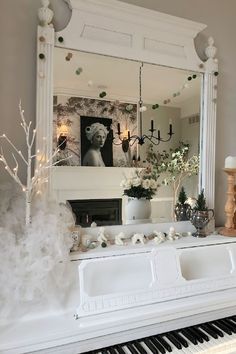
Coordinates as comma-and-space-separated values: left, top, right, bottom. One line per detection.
190, 189, 214, 237
174, 186, 191, 221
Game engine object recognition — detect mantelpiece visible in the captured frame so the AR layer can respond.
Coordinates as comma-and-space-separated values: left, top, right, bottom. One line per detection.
36, 0, 218, 216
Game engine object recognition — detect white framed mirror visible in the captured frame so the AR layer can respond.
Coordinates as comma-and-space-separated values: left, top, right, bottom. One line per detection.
36, 0, 218, 226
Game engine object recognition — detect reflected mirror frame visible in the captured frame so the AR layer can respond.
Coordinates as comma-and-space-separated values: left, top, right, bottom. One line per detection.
36, 0, 218, 215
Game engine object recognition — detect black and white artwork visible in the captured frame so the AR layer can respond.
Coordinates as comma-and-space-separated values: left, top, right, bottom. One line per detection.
53, 96, 137, 167
81, 116, 113, 167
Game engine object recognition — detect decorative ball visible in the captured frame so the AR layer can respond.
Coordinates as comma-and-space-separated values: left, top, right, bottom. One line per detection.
139, 105, 147, 112
214, 71, 219, 76
65, 52, 73, 61
58, 36, 64, 43
99, 91, 107, 98
192, 74, 197, 79
75, 67, 83, 75
39, 36, 45, 42
101, 242, 107, 248
152, 104, 159, 109
199, 63, 204, 69
39, 53, 45, 60
187, 76, 192, 81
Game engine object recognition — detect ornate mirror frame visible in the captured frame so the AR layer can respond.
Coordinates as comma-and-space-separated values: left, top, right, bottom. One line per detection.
36, 0, 218, 211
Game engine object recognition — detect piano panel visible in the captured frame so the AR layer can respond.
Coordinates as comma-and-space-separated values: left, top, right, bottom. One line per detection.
77, 243, 236, 318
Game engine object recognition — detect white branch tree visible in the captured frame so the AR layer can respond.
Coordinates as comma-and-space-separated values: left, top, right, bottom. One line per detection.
0, 102, 70, 226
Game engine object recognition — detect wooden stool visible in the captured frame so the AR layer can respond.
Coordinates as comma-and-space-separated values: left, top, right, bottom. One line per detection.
219, 168, 236, 236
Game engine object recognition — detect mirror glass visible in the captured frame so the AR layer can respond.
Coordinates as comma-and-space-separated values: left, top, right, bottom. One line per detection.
53, 47, 202, 225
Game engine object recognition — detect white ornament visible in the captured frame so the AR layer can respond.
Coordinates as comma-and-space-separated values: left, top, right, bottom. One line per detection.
115, 232, 125, 245
97, 227, 108, 243
90, 221, 97, 228
168, 226, 176, 237
38, 0, 54, 27
205, 37, 217, 59
153, 231, 166, 244
132, 233, 145, 245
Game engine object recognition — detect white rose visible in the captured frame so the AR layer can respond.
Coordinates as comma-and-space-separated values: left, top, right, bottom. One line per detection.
132, 177, 141, 187
120, 179, 126, 188
124, 179, 132, 189
142, 179, 150, 189
150, 179, 157, 190
185, 197, 196, 208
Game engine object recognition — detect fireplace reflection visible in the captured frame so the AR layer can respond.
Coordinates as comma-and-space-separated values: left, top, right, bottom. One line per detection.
68, 199, 122, 227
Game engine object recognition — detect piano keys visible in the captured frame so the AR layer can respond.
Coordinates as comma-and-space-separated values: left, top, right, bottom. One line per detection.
86, 316, 236, 354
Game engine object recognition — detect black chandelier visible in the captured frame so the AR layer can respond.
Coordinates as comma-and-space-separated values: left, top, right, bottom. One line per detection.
112, 62, 174, 149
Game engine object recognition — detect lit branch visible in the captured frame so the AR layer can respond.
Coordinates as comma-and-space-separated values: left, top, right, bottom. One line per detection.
0, 149, 25, 190
0, 134, 28, 165
0, 102, 71, 227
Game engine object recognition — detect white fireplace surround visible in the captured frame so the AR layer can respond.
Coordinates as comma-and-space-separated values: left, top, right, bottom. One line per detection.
51, 166, 173, 223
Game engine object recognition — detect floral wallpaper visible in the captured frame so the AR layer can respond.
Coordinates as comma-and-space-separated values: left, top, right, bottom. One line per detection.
53, 96, 137, 167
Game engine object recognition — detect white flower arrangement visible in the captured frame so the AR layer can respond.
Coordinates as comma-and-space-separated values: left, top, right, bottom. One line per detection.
120, 169, 158, 199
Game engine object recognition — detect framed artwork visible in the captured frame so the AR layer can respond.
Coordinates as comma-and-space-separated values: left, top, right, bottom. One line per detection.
53, 96, 137, 167
80, 116, 113, 167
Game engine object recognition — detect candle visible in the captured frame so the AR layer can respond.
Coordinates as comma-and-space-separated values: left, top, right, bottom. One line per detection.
169, 119, 173, 135
117, 123, 121, 135
151, 120, 154, 131
225, 156, 236, 169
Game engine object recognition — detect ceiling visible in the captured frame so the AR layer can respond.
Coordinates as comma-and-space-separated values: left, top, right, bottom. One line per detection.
53, 47, 201, 106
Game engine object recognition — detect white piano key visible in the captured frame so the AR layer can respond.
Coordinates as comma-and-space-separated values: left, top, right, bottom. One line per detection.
161, 335, 185, 354
120, 345, 133, 354
140, 340, 157, 354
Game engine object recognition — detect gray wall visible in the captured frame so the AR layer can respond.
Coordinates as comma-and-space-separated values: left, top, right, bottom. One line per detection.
1, 0, 236, 226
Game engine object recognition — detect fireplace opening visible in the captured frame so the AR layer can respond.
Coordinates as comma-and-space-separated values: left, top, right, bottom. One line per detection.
68, 198, 122, 227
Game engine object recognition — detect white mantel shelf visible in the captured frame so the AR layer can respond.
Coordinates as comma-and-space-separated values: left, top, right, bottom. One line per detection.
70, 234, 236, 261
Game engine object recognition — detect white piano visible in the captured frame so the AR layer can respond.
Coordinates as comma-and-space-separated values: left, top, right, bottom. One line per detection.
1, 222, 236, 354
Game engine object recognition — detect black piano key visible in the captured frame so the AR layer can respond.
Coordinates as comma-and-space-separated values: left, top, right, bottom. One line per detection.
101, 349, 110, 354
150, 337, 166, 354
180, 328, 198, 345
108, 347, 118, 354
126, 342, 140, 354
155, 336, 172, 352
143, 338, 159, 354
188, 327, 204, 343
115, 345, 126, 354
225, 318, 236, 330
164, 333, 182, 350
171, 331, 188, 347
192, 326, 210, 342
213, 320, 232, 335
132, 341, 148, 354
199, 323, 218, 339
220, 318, 236, 333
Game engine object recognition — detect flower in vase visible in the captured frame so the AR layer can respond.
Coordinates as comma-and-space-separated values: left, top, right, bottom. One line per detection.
120, 169, 158, 199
